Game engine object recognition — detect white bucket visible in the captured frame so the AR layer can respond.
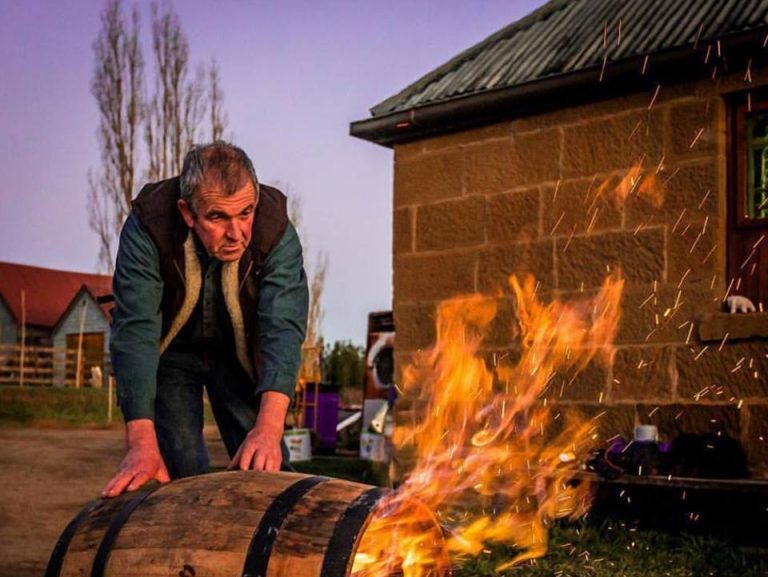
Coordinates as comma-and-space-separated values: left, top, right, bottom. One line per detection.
634, 424, 659, 443
284, 428, 312, 462
360, 432, 389, 463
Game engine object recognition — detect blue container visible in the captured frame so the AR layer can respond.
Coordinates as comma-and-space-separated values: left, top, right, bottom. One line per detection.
304, 385, 339, 451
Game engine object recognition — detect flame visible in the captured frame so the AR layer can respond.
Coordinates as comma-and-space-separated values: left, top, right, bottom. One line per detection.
352, 271, 624, 577
596, 163, 665, 208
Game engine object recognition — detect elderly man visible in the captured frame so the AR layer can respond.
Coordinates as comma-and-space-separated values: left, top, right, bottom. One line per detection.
103, 142, 308, 498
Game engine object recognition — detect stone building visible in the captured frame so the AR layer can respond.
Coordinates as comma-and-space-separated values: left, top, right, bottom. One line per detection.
352, 0, 768, 474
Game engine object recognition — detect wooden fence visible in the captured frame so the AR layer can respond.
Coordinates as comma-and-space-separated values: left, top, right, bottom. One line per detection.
0, 343, 111, 388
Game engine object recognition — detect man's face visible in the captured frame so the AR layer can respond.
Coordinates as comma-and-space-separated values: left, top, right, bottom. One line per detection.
177, 181, 258, 262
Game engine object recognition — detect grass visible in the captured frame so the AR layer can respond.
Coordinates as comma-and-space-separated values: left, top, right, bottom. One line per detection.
0, 385, 218, 427
292, 455, 390, 486
292, 457, 767, 576
0, 385, 120, 427
453, 521, 768, 577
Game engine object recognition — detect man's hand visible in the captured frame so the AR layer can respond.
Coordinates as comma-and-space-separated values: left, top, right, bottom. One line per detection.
228, 391, 290, 472
102, 419, 170, 498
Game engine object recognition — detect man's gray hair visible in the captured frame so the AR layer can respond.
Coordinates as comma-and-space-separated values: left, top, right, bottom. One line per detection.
179, 141, 259, 211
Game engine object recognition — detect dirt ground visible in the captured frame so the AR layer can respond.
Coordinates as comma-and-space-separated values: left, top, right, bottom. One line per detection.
0, 426, 229, 577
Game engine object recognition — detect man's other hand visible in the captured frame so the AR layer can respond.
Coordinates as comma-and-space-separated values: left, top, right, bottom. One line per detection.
228, 390, 289, 472
102, 419, 170, 498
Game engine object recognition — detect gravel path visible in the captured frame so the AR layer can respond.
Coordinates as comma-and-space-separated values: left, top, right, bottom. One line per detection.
0, 427, 228, 577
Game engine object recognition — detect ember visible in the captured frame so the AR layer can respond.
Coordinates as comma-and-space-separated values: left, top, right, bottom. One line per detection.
352, 272, 624, 576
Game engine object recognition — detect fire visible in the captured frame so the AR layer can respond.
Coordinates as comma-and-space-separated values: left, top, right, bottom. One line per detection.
352, 271, 624, 577
596, 162, 665, 209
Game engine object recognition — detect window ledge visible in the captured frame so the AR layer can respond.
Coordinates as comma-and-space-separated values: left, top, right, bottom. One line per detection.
697, 312, 768, 343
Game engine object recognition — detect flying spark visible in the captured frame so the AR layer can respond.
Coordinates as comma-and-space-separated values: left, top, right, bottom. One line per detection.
689, 233, 703, 254
671, 209, 687, 233
648, 85, 661, 110
697, 189, 711, 210
562, 225, 577, 252
689, 127, 705, 148
740, 249, 757, 270
694, 23, 704, 48
722, 277, 735, 301
551, 212, 566, 235
662, 167, 680, 186
718, 333, 729, 351
701, 243, 717, 264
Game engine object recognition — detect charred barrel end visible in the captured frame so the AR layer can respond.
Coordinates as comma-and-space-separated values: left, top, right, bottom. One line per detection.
352, 496, 452, 577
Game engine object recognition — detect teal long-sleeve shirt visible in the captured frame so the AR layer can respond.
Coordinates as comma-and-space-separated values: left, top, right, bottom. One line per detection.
110, 213, 309, 421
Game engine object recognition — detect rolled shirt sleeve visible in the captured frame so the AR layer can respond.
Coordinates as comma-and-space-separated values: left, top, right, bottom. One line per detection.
110, 213, 163, 421
255, 221, 309, 401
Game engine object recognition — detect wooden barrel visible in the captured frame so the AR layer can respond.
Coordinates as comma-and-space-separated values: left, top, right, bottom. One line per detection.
45, 470, 448, 577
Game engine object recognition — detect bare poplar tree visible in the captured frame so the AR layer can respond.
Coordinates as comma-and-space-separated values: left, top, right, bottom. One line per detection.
304, 251, 328, 349
209, 59, 228, 141
144, 2, 206, 181
90, 0, 231, 271
286, 191, 327, 348
89, 0, 143, 272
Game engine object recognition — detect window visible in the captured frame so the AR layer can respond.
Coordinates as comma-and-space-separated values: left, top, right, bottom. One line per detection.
727, 93, 768, 309
745, 113, 768, 220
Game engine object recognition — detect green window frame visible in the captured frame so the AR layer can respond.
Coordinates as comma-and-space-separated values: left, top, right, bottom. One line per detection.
727, 92, 768, 308
745, 112, 768, 220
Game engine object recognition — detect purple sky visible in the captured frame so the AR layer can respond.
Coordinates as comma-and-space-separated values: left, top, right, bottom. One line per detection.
0, 0, 547, 345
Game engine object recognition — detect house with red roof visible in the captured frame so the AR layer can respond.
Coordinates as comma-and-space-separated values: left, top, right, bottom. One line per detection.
0, 261, 112, 386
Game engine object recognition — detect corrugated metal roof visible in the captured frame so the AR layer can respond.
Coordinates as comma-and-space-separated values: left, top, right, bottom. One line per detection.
370, 0, 768, 117
0, 262, 112, 328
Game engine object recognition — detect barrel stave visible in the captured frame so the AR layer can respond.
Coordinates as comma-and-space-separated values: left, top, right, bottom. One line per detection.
267, 479, 372, 577
106, 472, 307, 575
105, 548, 246, 577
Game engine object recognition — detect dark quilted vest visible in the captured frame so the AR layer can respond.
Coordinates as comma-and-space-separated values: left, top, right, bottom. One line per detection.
131, 176, 288, 342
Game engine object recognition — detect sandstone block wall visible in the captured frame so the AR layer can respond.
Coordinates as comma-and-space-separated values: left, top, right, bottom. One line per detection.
392, 73, 768, 474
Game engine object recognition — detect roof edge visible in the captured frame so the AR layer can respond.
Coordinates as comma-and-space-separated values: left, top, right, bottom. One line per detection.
351, 27, 768, 148
0, 292, 18, 325
369, 0, 570, 117
51, 285, 111, 335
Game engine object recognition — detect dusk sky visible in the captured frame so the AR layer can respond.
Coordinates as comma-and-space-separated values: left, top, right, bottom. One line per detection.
0, 0, 547, 345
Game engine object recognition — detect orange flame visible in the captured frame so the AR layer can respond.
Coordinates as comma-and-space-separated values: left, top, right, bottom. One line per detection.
352, 271, 624, 576
596, 163, 665, 208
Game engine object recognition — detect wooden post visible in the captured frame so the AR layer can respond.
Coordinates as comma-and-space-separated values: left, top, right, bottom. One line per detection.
19, 290, 26, 388
75, 300, 87, 389
312, 380, 320, 434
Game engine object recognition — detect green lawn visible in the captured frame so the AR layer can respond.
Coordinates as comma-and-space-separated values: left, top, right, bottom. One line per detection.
0, 385, 119, 427
453, 522, 768, 577
0, 385, 216, 427
292, 456, 766, 577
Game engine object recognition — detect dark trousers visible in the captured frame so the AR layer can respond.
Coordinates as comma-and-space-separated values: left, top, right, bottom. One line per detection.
155, 349, 290, 478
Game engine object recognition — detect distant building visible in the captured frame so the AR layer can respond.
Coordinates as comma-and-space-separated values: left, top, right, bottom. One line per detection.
352, 0, 768, 474
0, 261, 112, 386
